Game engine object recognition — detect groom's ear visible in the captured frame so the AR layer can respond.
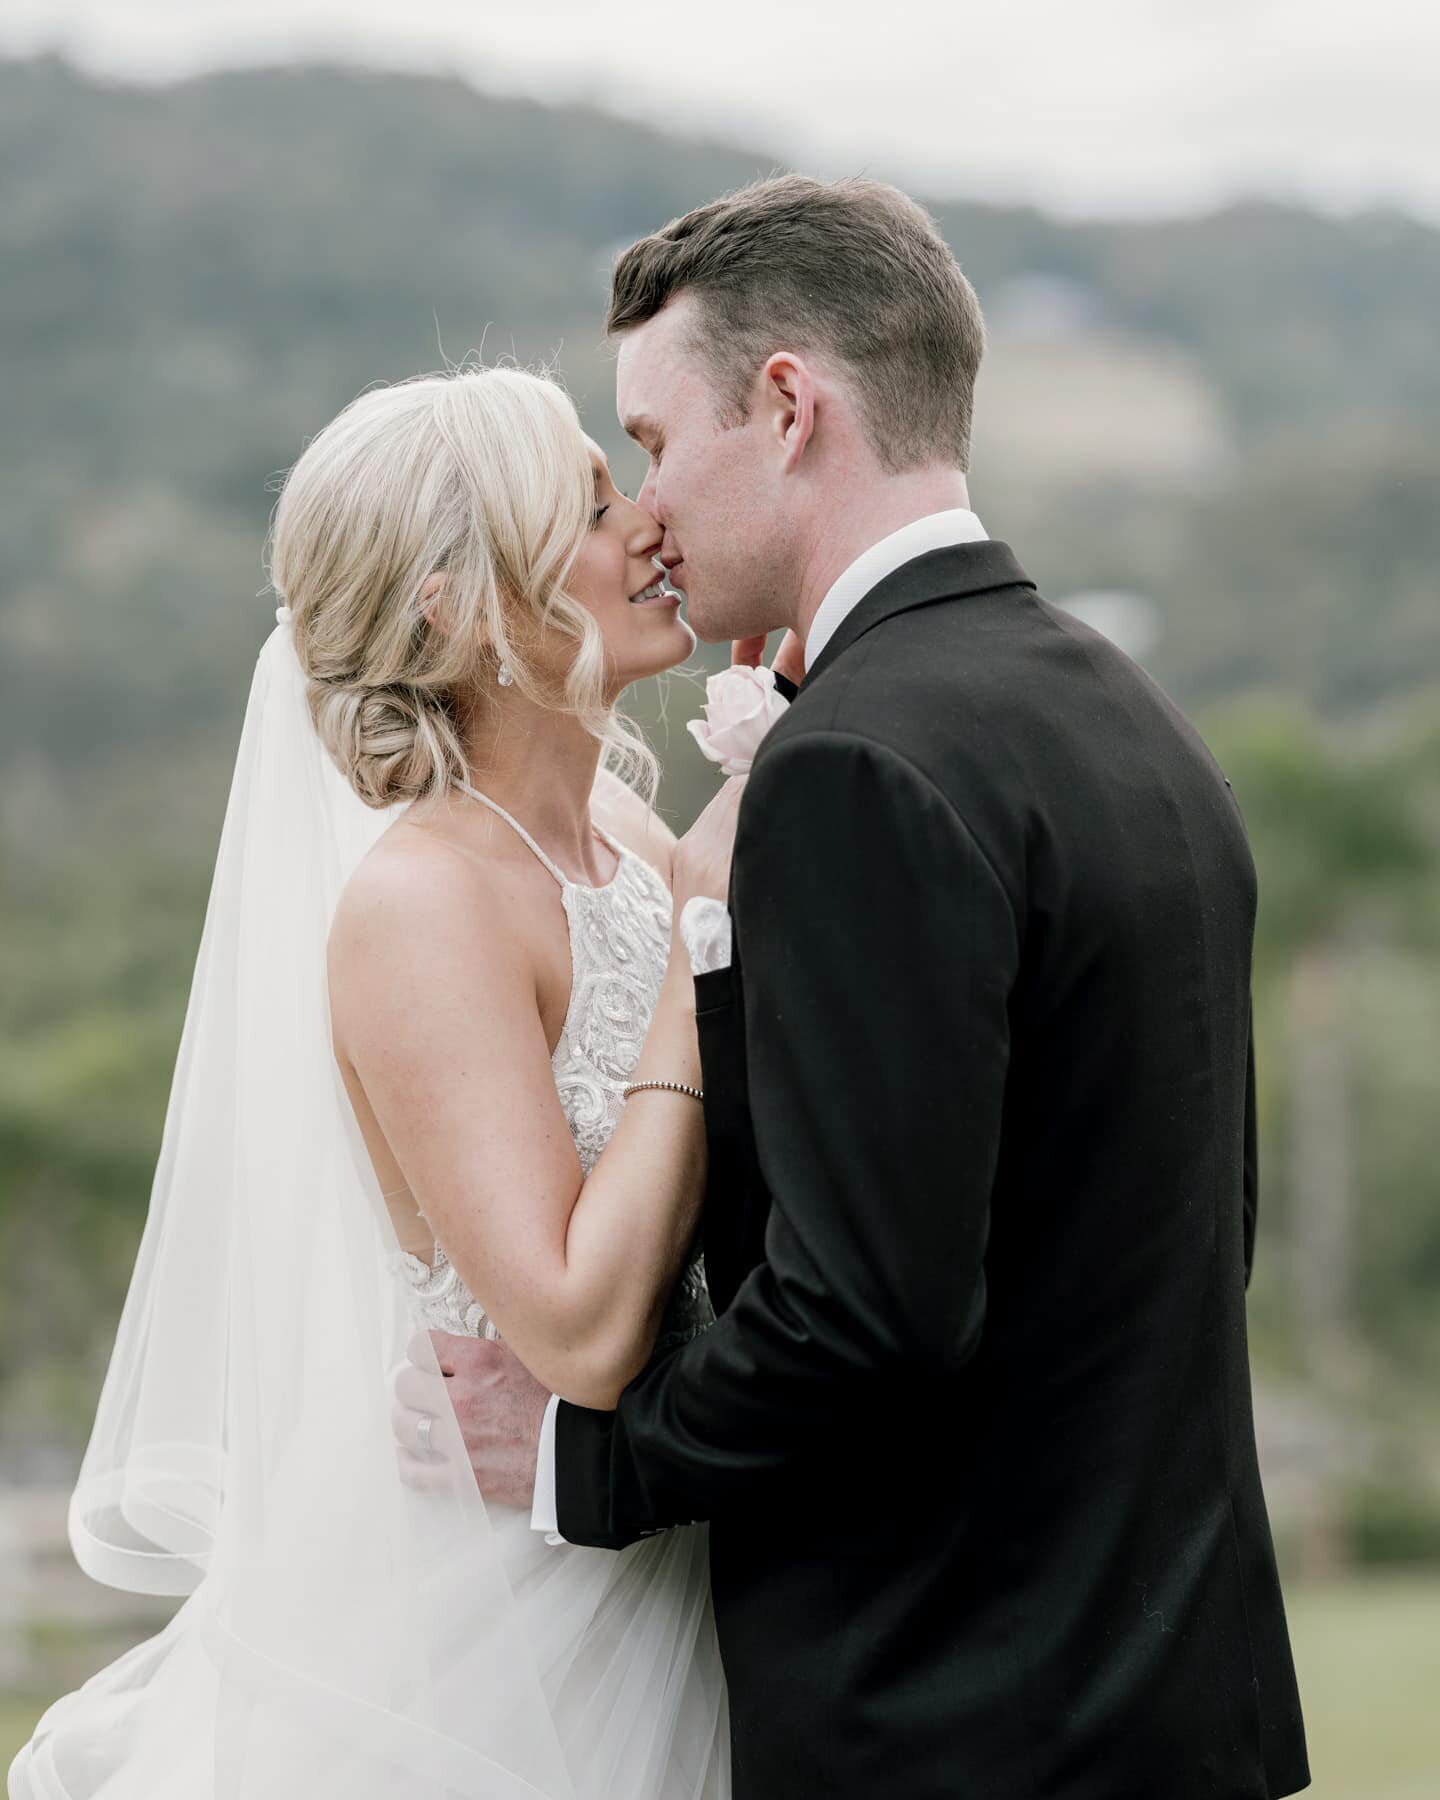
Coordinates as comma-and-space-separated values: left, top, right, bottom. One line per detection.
761, 351, 815, 470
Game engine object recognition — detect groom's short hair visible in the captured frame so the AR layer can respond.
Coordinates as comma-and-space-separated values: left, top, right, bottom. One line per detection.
607, 173, 985, 474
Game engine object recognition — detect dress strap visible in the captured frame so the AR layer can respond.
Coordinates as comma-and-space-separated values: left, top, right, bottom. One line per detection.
455, 779, 599, 889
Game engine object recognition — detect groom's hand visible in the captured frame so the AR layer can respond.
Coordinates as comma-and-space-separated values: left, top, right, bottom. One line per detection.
394, 1328, 551, 1508
732, 629, 805, 686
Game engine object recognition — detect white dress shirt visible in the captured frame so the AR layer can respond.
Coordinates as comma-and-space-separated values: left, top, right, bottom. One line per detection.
530, 505, 989, 1542
802, 505, 988, 671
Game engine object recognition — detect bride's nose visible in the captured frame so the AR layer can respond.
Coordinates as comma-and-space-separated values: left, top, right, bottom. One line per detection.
629, 508, 664, 561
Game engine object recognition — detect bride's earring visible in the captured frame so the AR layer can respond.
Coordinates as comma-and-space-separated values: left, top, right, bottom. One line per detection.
496, 660, 514, 688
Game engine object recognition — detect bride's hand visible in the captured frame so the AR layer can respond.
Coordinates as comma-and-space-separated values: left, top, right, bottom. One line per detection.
671, 775, 747, 914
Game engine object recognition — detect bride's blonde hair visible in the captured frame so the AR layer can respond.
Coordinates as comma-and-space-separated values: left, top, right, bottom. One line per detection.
268, 364, 658, 809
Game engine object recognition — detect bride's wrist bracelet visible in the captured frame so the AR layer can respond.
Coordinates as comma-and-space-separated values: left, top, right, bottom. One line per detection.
622, 1079, 705, 1104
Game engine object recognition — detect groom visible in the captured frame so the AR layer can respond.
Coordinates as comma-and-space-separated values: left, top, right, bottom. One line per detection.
430, 175, 1309, 1797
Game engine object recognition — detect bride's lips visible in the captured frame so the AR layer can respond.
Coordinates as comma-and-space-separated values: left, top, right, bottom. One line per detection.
629, 573, 682, 609
652, 552, 685, 593
630, 557, 686, 609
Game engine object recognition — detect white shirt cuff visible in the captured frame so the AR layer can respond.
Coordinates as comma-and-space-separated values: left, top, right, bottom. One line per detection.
678, 895, 733, 974
530, 1392, 566, 1545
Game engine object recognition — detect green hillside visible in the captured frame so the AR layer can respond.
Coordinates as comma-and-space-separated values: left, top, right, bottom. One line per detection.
1, 57, 1438, 1509
2, 51, 1439, 836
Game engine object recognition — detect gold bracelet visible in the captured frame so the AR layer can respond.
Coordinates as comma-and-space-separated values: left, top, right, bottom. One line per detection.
622, 1079, 705, 1103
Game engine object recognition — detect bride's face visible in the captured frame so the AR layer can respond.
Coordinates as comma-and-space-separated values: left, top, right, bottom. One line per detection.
558, 439, 695, 695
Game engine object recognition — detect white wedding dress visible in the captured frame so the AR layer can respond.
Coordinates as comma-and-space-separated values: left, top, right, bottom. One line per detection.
387, 782, 726, 1784
9, 621, 729, 1799
396, 779, 715, 1361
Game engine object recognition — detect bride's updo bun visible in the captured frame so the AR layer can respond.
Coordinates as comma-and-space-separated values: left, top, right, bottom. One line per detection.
307, 679, 462, 813
268, 364, 650, 809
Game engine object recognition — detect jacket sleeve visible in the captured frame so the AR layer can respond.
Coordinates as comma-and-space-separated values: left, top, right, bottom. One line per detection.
555, 731, 1020, 1548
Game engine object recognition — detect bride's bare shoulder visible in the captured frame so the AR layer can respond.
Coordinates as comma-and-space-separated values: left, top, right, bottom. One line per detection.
328, 816, 522, 976
590, 765, 677, 887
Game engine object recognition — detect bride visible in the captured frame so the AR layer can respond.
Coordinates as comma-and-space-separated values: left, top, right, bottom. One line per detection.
10, 366, 737, 1798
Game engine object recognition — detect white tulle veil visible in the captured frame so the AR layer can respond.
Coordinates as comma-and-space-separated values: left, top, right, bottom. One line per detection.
9, 614, 727, 1799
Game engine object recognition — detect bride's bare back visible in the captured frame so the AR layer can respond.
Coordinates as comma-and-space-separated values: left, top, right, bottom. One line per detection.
328, 767, 709, 1407
339, 771, 662, 1249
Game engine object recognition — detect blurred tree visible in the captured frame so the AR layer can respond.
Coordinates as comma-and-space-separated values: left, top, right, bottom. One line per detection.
1212, 701, 1440, 1571
1, 55, 1438, 1555
1217, 702, 1433, 1385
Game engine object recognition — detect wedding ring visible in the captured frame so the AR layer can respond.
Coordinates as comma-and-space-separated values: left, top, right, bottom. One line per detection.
416, 1412, 435, 1456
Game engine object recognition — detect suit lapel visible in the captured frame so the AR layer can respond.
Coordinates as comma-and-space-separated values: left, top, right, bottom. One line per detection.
712, 542, 1034, 1298
801, 540, 1034, 691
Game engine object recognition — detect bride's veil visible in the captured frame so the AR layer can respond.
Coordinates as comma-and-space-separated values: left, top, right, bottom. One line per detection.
19, 613, 578, 1797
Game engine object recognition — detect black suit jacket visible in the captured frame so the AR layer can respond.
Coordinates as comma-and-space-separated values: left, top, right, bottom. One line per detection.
557, 542, 1309, 1799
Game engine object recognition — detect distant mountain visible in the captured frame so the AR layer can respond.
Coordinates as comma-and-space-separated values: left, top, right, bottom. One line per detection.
3, 55, 1439, 1478
1, 53, 1437, 859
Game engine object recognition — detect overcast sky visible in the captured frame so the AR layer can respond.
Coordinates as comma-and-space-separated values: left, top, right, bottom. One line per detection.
6, 0, 1439, 220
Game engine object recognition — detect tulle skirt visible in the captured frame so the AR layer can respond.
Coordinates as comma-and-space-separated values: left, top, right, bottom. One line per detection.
9, 1503, 729, 1799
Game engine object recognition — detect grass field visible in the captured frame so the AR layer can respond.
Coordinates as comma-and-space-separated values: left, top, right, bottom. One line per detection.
4, 1576, 1436, 1793
1283, 1574, 1439, 1799
1, 1698, 41, 1786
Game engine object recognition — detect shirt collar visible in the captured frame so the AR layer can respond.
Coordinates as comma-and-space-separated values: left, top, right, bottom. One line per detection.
802, 508, 989, 672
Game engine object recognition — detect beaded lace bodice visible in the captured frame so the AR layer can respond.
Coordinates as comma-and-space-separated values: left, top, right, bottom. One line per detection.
392, 783, 713, 1357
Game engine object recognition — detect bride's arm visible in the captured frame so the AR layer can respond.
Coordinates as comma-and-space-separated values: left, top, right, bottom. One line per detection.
329, 792, 733, 1413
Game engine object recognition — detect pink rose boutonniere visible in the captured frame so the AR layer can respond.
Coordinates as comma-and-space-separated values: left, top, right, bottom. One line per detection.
686, 664, 791, 776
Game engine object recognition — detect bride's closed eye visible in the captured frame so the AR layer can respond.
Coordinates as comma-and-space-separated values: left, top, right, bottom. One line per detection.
591, 486, 631, 528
